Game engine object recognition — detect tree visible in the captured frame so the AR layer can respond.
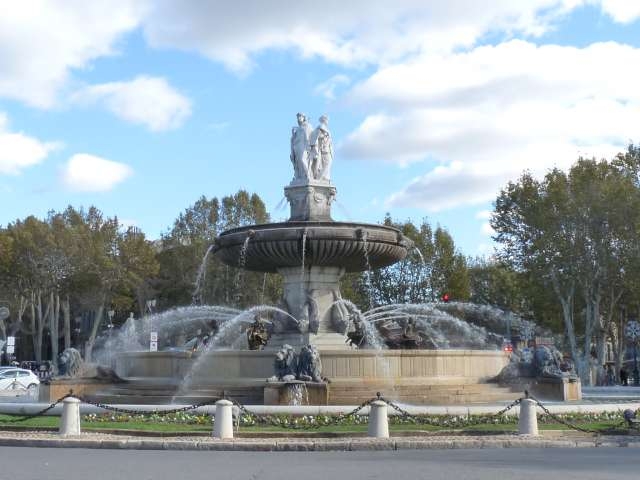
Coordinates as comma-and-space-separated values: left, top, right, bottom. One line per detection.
492, 154, 640, 384
345, 216, 470, 309
158, 190, 280, 309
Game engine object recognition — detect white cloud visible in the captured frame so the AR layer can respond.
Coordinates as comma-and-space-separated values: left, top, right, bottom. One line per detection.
62, 153, 133, 192
343, 40, 640, 210
0, 113, 59, 175
596, 0, 640, 23
71, 76, 191, 131
141, 1, 584, 74
0, 1, 145, 107
0, 1, 636, 109
314, 75, 351, 100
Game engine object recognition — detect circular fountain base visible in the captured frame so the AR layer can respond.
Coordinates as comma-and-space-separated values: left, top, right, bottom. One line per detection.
107, 349, 515, 405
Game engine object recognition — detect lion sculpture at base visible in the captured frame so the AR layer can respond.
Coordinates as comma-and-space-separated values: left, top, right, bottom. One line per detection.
268, 344, 326, 383
57, 348, 124, 383
297, 344, 323, 383
268, 344, 298, 382
497, 345, 576, 383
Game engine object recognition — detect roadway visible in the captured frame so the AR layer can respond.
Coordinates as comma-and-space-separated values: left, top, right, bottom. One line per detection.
0, 447, 637, 480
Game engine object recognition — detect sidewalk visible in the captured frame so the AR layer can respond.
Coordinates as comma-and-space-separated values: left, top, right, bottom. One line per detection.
0, 431, 639, 451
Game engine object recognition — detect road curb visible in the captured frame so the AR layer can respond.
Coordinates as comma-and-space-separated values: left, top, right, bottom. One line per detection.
0, 433, 639, 451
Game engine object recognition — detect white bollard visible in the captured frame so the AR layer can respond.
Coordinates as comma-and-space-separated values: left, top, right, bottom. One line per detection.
213, 399, 234, 439
59, 397, 81, 436
367, 400, 389, 438
518, 398, 539, 436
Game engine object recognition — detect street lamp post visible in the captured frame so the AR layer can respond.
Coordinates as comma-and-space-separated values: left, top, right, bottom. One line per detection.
625, 320, 640, 386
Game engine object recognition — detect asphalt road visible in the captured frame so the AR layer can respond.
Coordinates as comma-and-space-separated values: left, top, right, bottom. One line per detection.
0, 447, 637, 480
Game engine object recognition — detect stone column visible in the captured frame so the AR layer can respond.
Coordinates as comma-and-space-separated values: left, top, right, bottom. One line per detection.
285, 181, 336, 222
368, 400, 389, 438
59, 397, 81, 436
518, 398, 539, 435
270, 265, 350, 350
213, 399, 234, 439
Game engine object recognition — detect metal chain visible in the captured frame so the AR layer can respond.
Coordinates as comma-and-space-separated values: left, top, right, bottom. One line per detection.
76, 395, 222, 416
1, 390, 633, 434
379, 393, 522, 428
231, 397, 376, 430
2, 392, 74, 423
528, 395, 607, 434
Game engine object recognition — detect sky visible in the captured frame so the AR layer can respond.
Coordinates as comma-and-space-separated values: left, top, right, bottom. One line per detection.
1, 0, 639, 255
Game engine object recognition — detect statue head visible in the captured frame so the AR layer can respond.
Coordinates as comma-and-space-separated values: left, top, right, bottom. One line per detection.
296, 112, 307, 126
318, 115, 329, 128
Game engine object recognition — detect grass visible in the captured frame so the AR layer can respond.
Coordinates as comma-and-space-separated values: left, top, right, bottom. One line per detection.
0, 415, 628, 435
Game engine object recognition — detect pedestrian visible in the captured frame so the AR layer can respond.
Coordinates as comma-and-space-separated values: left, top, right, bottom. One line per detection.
620, 367, 629, 386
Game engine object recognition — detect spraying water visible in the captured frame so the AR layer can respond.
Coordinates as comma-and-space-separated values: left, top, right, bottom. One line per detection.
192, 244, 215, 304
173, 305, 299, 399
233, 236, 251, 306
360, 231, 375, 310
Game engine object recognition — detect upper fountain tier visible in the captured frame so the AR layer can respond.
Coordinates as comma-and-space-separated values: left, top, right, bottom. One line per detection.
213, 113, 413, 274
213, 220, 412, 273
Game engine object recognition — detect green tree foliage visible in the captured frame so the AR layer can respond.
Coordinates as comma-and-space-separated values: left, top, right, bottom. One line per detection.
343, 215, 470, 309
0, 207, 159, 361
158, 190, 280, 310
492, 150, 640, 383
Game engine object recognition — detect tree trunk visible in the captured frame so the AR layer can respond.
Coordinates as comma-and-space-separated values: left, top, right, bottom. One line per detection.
34, 291, 46, 362
550, 273, 581, 378
84, 298, 105, 362
613, 310, 625, 384
10, 296, 28, 337
62, 295, 71, 350
49, 292, 59, 366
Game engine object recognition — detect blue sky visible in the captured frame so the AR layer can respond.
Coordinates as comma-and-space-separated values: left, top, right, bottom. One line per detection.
1, 1, 639, 255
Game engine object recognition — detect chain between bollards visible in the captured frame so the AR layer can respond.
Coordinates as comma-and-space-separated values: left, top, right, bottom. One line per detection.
1, 389, 637, 435
2, 391, 75, 423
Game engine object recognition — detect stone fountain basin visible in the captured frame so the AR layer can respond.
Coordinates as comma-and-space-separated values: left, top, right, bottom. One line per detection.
213, 221, 413, 273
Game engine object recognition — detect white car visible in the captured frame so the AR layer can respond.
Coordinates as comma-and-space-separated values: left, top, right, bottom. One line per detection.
0, 368, 40, 391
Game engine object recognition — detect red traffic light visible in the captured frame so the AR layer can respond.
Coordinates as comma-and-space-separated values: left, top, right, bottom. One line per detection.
441, 293, 450, 303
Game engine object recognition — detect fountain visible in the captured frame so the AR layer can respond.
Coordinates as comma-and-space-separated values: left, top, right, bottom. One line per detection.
86, 113, 578, 406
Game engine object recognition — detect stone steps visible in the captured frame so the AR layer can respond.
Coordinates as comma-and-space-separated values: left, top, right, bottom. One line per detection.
87, 380, 521, 406
87, 383, 264, 405
327, 383, 521, 405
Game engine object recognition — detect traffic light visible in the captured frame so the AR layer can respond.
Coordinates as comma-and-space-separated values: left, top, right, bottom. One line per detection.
441, 293, 450, 303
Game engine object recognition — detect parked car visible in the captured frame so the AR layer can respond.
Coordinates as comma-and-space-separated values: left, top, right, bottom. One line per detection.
0, 368, 40, 391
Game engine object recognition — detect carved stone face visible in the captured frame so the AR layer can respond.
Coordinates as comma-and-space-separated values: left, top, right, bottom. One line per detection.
296, 113, 306, 126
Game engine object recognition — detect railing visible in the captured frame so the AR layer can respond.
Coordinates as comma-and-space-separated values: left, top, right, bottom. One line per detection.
0, 389, 637, 437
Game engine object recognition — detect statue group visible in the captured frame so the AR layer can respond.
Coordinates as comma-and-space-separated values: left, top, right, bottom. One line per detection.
290, 113, 333, 183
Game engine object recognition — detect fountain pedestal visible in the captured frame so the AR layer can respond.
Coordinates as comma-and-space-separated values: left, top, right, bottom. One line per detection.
270, 265, 351, 350
264, 381, 329, 405
284, 180, 336, 221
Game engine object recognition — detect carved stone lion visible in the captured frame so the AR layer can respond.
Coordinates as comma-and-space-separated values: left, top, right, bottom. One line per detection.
297, 344, 323, 382
533, 345, 569, 379
57, 348, 124, 383
268, 344, 298, 382
58, 348, 83, 377
497, 345, 575, 383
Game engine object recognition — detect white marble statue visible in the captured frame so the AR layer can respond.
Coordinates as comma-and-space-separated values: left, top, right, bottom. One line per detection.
309, 115, 333, 182
290, 113, 312, 181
